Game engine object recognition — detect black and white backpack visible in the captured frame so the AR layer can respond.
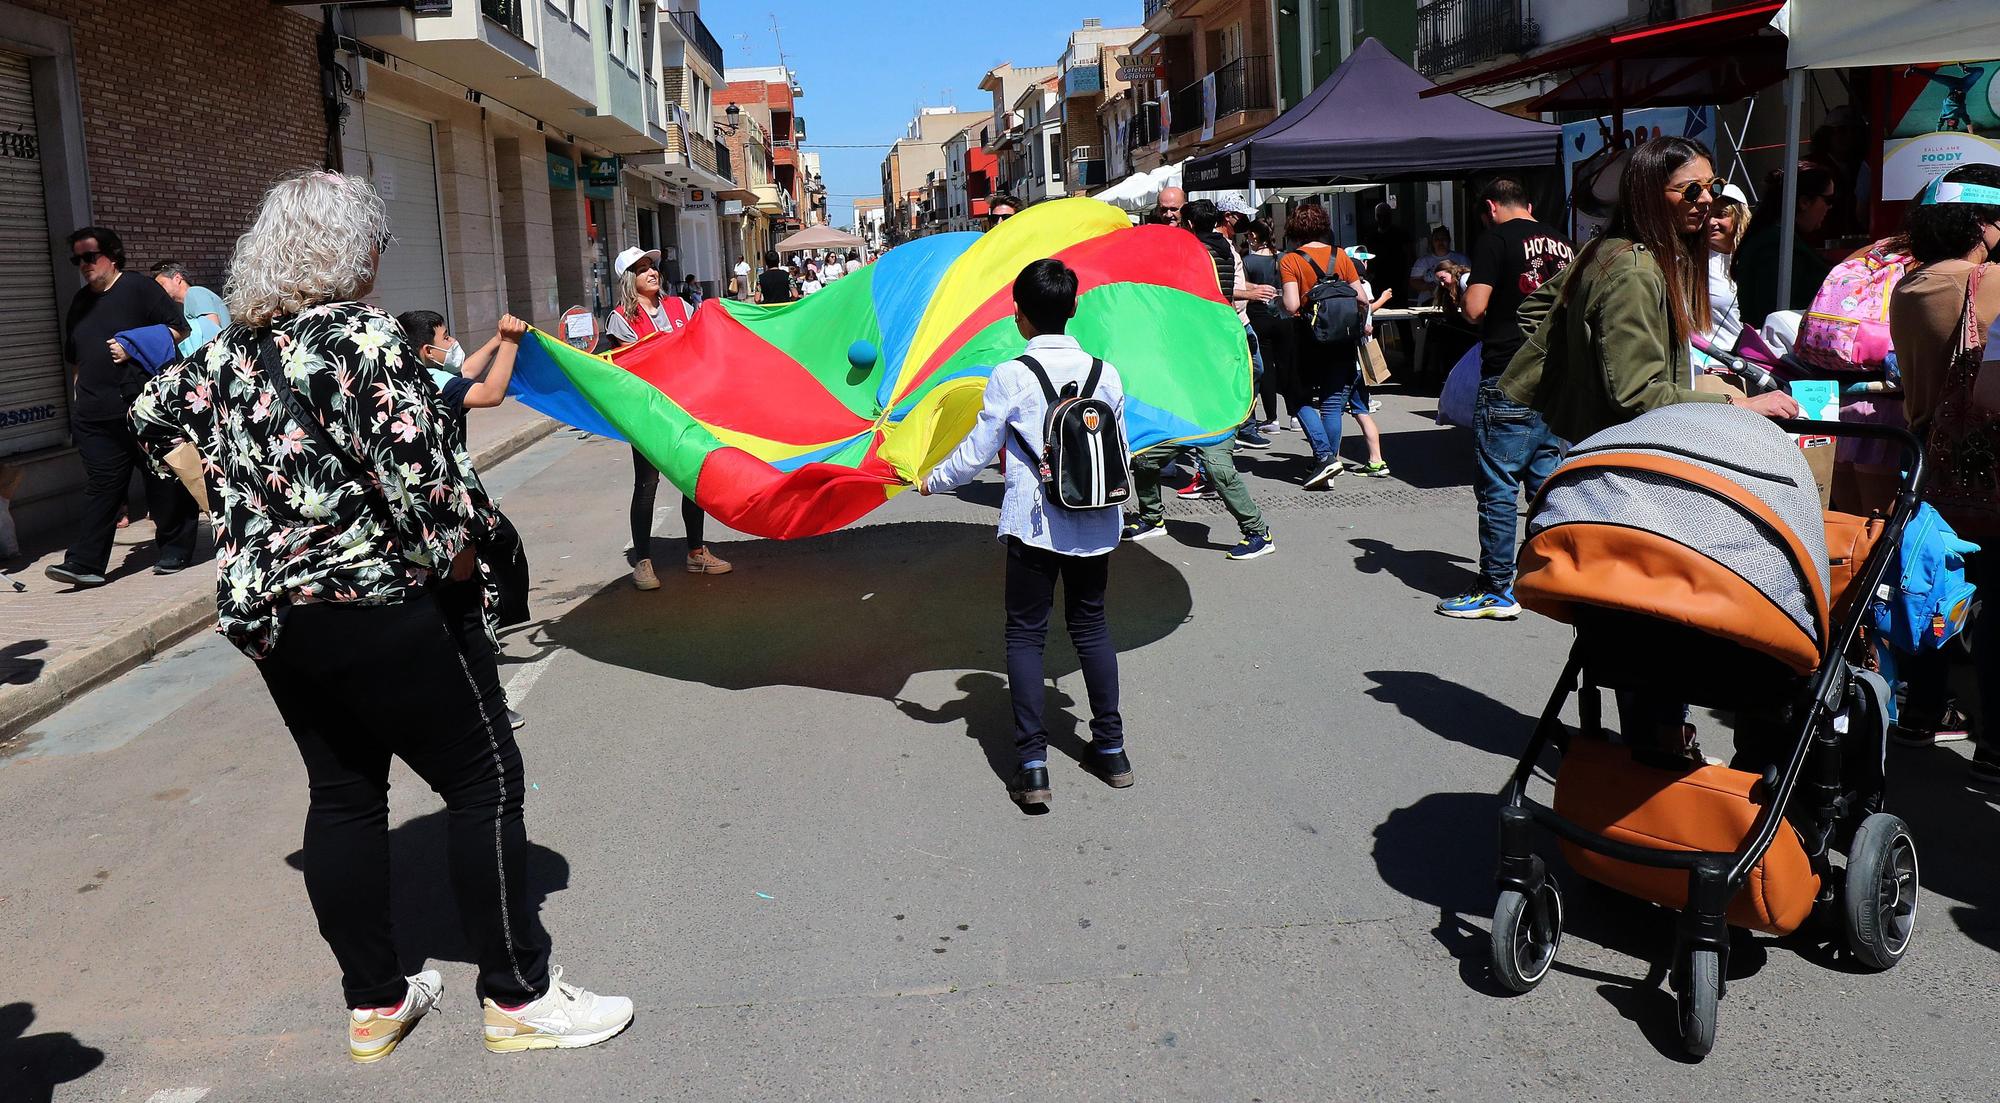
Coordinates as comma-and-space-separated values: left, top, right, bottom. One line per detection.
1008, 354, 1130, 511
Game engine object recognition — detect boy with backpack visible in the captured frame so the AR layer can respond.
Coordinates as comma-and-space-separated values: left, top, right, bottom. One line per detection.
918, 259, 1134, 808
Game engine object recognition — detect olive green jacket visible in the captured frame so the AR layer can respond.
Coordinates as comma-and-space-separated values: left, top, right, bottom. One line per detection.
1497, 235, 1726, 443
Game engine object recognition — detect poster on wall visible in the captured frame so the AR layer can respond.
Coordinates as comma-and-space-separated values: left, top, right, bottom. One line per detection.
1883, 62, 2000, 202
1561, 106, 1716, 242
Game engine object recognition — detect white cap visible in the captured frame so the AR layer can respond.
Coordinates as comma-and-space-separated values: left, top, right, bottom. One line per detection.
1216, 195, 1257, 217
1719, 183, 1750, 206
613, 246, 661, 278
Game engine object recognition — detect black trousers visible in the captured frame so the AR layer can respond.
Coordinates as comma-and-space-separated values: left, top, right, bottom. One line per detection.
68, 415, 198, 573
1003, 537, 1122, 766
1248, 311, 1301, 423
630, 446, 706, 558
257, 592, 551, 1009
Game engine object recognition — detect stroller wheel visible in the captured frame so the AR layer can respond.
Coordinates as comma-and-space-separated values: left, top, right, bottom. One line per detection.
1676, 948, 1721, 1058
1845, 812, 1919, 970
1490, 878, 1562, 993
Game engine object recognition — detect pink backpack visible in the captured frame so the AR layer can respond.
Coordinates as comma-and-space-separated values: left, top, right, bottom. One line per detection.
1795, 241, 1913, 373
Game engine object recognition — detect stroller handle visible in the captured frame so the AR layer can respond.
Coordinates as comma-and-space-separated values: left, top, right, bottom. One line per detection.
1770, 418, 1926, 506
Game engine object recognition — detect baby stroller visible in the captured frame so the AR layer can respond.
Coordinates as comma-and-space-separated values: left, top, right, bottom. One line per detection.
1489, 402, 1925, 1058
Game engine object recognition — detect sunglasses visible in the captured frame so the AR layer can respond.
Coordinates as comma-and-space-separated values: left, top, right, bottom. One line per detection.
630, 261, 656, 274
986, 212, 1013, 223
69, 250, 105, 267
1158, 206, 1182, 214
1668, 178, 1730, 203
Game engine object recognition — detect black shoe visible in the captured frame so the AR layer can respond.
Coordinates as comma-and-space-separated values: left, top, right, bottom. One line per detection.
1009, 766, 1052, 806
1085, 748, 1135, 788
152, 559, 192, 576
45, 562, 107, 588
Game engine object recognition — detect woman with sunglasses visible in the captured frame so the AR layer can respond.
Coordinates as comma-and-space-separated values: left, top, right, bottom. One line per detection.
1734, 164, 1838, 330
1500, 137, 1801, 762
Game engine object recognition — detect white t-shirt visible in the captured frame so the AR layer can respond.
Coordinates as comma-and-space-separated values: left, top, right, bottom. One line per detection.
1707, 251, 1744, 350
846, 258, 864, 275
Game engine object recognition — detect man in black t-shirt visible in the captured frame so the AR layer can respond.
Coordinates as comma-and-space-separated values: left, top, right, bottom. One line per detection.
47, 226, 199, 588
756, 249, 794, 304
1435, 179, 1574, 622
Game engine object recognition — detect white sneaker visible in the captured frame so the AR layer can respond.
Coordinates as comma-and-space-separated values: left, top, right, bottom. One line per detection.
349, 970, 443, 1063
483, 966, 634, 1053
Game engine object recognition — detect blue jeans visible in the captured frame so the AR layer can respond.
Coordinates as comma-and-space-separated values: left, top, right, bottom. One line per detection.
1473, 377, 1565, 590
1296, 348, 1360, 465
1239, 324, 1264, 433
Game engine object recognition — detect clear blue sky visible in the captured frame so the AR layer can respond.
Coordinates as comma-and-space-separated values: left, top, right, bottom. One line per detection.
702, 1, 1128, 228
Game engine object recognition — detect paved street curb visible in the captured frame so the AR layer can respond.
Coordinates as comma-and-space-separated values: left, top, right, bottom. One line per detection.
0, 414, 561, 743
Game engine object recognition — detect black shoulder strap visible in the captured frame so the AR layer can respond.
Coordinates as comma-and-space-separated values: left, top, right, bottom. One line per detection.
1016, 353, 1059, 405
1291, 248, 1327, 281
1081, 357, 1103, 400
257, 329, 399, 532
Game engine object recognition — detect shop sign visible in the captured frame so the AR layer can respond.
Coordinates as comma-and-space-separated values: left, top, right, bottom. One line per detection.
547, 153, 577, 190
583, 155, 620, 198
1115, 54, 1161, 82
721, 199, 745, 217
684, 187, 713, 213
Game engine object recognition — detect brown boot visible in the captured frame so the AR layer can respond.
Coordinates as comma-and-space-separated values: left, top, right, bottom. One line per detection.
686, 547, 733, 574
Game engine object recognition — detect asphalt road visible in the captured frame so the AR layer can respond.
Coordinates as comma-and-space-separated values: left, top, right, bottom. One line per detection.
3, 394, 1996, 1102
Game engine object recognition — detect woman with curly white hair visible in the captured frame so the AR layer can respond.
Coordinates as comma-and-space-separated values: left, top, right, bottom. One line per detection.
131, 170, 631, 1062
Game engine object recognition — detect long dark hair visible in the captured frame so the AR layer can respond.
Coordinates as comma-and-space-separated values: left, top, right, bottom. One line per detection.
1587, 136, 1713, 344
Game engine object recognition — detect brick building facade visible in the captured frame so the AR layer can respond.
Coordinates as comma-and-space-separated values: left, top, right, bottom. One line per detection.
7, 0, 325, 291
0, 0, 328, 539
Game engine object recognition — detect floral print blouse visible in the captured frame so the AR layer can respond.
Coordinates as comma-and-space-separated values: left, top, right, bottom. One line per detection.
131, 302, 497, 659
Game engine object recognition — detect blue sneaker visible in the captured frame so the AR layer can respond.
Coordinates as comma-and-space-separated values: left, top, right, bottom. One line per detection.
1226, 531, 1275, 561
1122, 516, 1166, 541
1436, 587, 1522, 620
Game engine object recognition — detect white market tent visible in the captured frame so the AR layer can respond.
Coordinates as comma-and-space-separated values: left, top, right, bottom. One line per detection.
1771, 0, 2000, 295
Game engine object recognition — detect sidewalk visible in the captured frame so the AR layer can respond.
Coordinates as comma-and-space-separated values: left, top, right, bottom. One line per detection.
0, 403, 560, 741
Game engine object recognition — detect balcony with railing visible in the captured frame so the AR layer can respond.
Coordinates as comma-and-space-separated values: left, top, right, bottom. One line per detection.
1142, 0, 1173, 25
669, 8, 726, 76
1125, 106, 1160, 154
1416, 0, 1541, 79
1167, 82, 1202, 136
1212, 55, 1272, 119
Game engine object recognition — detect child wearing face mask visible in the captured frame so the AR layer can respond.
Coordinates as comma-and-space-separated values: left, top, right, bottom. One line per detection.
397, 309, 531, 733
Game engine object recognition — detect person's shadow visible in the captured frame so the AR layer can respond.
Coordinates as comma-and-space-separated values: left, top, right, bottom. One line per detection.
544, 519, 1194, 700
0, 1002, 104, 1103
1361, 669, 1541, 761
896, 672, 1092, 815
0, 640, 47, 686
285, 809, 570, 983
1350, 537, 1479, 600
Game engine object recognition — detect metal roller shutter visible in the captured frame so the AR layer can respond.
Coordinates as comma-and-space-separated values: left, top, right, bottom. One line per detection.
343, 102, 450, 323
0, 51, 69, 456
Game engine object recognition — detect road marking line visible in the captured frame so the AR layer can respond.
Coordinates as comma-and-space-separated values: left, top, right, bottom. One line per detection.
505, 650, 561, 704
146, 1090, 210, 1103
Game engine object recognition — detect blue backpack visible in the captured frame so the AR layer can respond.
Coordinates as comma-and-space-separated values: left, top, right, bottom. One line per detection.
1869, 502, 1979, 654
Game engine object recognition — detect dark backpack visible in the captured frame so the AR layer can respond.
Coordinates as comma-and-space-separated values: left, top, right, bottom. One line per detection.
1292, 249, 1364, 345
1008, 354, 1130, 512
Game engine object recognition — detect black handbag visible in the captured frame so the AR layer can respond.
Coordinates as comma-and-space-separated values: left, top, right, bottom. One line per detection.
256, 332, 530, 626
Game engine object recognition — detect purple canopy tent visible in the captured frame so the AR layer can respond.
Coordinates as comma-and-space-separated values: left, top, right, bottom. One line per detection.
1185, 38, 1561, 190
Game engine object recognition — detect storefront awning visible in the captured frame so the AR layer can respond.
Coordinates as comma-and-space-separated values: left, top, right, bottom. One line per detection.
1781, 0, 2000, 69
1422, 0, 1788, 110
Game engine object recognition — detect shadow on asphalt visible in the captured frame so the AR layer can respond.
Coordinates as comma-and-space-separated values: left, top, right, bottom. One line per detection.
895, 671, 1079, 816
0, 1001, 104, 1103
1350, 539, 1479, 601
0, 640, 47, 686
1881, 743, 2000, 951
542, 519, 1194, 701
285, 810, 570, 985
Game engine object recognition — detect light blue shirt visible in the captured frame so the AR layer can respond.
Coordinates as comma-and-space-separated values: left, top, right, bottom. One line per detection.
179, 285, 230, 357
925, 333, 1128, 557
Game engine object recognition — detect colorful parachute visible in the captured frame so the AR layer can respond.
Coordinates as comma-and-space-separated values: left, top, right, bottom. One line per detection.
508, 197, 1250, 539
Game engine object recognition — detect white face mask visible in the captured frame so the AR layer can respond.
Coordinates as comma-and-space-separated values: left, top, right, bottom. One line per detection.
431, 340, 464, 370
